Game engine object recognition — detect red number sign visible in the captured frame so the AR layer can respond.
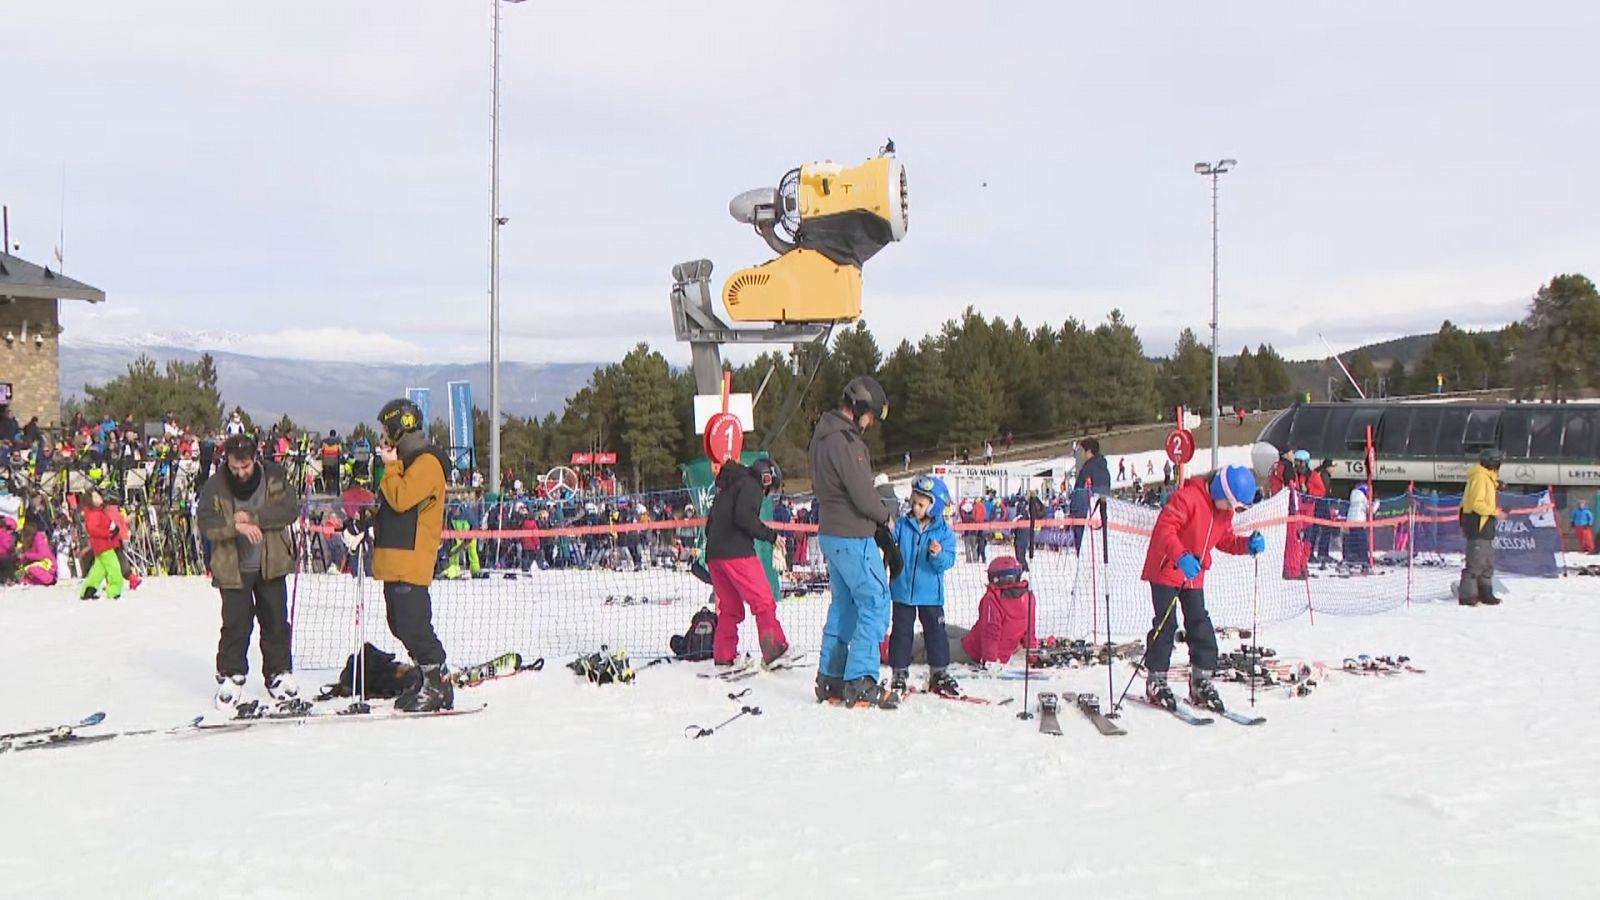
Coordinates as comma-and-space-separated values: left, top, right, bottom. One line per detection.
1165, 428, 1196, 465
704, 413, 745, 466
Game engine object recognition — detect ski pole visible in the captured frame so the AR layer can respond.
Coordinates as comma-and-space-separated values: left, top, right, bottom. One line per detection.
1017, 588, 1035, 721
685, 705, 762, 739
1112, 586, 1182, 714
1250, 555, 1260, 709
1100, 497, 1114, 717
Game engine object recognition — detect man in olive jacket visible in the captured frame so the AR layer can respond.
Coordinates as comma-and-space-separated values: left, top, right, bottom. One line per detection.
197, 434, 303, 709
375, 398, 453, 712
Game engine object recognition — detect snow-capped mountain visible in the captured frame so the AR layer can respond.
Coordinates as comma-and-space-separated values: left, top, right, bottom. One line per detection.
59, 341, 601, 432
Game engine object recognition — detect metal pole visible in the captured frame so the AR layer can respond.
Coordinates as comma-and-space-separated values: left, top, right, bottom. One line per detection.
488, 0, 503, 497
1209, 170, 1220, 470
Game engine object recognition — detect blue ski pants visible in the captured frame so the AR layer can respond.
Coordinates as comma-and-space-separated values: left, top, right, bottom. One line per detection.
818, 535, 891, 682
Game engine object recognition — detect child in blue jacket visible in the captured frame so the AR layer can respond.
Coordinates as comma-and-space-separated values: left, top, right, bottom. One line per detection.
888, 475, 959, 695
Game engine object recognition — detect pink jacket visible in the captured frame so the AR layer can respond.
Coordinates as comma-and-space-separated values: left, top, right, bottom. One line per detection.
962, 582, 1037, 664
19, 530, 53, 565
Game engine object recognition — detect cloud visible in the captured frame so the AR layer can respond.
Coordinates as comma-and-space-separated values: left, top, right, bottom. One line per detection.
10, 0, 1600, 375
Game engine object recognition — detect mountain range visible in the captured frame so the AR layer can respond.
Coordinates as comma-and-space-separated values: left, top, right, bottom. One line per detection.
60, 332, 601, 432
58, 327, 1464, 433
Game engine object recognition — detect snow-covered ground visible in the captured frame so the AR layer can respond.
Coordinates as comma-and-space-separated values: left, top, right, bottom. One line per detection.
2, 574, 1597, 899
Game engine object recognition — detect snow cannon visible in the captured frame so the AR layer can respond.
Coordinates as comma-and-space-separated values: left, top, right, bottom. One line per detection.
721, 143, 909, 324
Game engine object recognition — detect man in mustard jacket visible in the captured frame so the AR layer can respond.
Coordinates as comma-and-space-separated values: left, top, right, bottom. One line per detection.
1458, 448, 1503, 607
374, 398, 453, 711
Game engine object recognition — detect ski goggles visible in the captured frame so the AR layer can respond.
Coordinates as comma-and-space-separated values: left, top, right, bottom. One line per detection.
911, 475, 937, 498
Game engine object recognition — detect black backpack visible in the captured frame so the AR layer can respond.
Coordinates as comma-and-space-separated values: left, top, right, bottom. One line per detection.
317, 642, 408, 700
668, 606, 718, 661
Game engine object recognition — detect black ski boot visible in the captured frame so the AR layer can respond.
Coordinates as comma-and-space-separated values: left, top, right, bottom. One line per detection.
927, 667, 961, 697
1144, 672, 1177, 711
814, 674, 844, 704
1188, 672, 1225, 713
397, 664, 454, 712
841, 676, 899, 709
889, 668, 909, 694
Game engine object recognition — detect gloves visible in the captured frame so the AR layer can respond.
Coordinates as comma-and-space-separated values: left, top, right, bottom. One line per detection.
690, 559, 713, 586
1176, 552, 1202, 581
874, 524, 904, 582
1247, 531, 1266, 555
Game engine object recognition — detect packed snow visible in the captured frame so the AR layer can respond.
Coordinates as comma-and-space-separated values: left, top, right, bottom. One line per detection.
1, 572, 1596, 899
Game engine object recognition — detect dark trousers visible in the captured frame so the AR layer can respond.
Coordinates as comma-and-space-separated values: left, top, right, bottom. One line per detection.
1313, 500, 1335, 558
1146, 584, 1217, 674
322, 460, 341, 495
384, 582, 446, 667
888, 602, 951, 670
1461, 535, 1496, 601
217, 570, 292, 680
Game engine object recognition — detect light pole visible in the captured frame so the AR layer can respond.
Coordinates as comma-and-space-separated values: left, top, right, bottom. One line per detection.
1193, 158, 1236, 470
488, 0, 525, 497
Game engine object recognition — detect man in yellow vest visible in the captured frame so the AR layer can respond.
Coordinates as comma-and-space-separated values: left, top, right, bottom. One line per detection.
1458, 448, 1503, 606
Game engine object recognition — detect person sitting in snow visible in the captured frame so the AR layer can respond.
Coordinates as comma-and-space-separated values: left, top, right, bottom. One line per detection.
961, 555, 1037, 665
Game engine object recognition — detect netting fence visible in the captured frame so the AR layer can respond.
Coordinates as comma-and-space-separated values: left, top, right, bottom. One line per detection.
285, 486, 1562, 670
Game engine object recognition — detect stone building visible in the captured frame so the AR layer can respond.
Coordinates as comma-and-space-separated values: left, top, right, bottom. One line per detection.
0, 252, 105, 428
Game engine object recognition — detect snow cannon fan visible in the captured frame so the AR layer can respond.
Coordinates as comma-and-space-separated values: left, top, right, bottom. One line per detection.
722, 142, 909, 324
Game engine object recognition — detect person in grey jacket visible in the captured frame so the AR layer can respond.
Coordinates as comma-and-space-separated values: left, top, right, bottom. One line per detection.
197, 434, 303, 710
810, 375, 902, 708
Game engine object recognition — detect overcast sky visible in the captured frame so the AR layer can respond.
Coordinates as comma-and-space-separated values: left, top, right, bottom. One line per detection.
4, 1, 1596, 368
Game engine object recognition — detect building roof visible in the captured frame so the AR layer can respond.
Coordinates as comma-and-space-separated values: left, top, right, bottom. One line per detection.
0, 252, 105, 303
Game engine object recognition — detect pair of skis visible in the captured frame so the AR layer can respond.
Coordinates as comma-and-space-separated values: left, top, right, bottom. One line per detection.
697, 652, 812, 683
1, 703, 487, 754
1036, 692, 1126, 737
1130, 695, 1265, 727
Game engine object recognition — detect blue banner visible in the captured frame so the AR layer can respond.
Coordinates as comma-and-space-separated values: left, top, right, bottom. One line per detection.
406, 387, 431, 433
447, 380, 474, 472
1412, 490, 1559, 577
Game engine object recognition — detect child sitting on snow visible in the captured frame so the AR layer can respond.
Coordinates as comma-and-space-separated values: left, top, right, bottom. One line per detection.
961, 555, 1037, 665
887, 475, 959, 695
17, 521, 58, 586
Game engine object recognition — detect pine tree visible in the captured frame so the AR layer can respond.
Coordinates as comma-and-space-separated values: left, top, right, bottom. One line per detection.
1516, 274, 1600, 398
1158, 328, 1210, 414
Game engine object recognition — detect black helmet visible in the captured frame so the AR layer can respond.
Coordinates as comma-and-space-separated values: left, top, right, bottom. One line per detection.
842, 375, 889, 422
1479, 448, 1505, 469
749, 457, 783, 493
378, 398, 424, 442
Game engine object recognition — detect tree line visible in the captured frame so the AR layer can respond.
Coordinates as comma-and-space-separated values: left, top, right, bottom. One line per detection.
66, 273, 1598, 490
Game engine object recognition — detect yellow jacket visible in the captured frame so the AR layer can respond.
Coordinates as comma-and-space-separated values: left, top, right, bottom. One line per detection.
1461, 463, 1501, 520
373, 443, 447, 586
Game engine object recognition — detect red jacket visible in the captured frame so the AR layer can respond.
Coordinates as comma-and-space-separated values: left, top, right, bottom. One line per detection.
83, 506, 127, 556
961, 582, 1037, 664
1307, 471, 1328, 499
1139, 476, 1250, 589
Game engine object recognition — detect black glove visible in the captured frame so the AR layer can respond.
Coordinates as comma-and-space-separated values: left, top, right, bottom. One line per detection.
874, 524, 904, 582
690, 559, 713, 585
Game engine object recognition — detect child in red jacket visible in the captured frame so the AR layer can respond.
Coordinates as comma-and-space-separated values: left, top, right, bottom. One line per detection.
79, 490, 126, 600
961, 556, 1036, 665
1139, 466, 1265, 712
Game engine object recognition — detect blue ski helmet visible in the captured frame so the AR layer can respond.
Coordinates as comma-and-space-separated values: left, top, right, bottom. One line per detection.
1293, 449, 1311, 464
1210, 465, 1257, 510
910, 474, 950, 519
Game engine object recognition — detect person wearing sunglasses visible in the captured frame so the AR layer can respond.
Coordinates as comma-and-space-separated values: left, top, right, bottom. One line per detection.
1137, 464, 1267, 714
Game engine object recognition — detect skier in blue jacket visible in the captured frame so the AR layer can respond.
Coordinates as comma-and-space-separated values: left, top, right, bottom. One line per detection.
887, 475, 959, 696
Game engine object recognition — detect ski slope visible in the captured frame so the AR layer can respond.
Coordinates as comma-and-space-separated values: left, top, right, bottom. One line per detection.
1, 575, 1595, 899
